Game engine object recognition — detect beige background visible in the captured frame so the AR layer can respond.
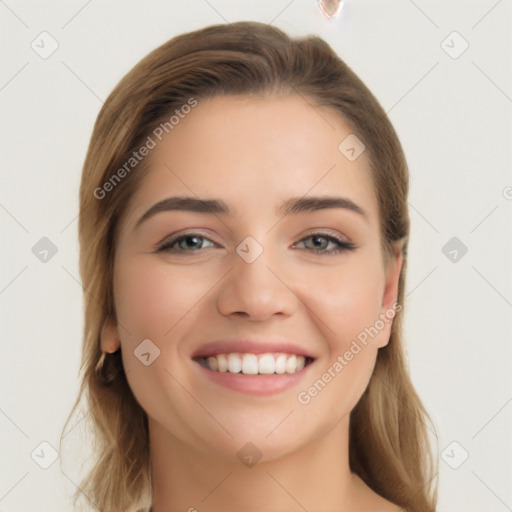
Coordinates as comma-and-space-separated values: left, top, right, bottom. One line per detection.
1, 0, 511, 510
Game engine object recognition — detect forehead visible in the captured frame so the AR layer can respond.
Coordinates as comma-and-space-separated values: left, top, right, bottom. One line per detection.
120, 94, 379, 234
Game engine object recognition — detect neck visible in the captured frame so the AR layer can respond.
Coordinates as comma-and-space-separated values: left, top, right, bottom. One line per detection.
149, 415, 362, 512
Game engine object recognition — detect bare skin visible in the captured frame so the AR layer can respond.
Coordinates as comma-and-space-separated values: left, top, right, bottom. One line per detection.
101, 94, 404, 511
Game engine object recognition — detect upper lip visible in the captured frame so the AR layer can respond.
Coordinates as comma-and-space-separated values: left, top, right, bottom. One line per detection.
191, 338, 317, 359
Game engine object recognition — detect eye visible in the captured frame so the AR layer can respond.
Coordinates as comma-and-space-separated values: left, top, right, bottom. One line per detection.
293, 232, 356, 256
156, 231, 356, 256
156, 233, 217, 253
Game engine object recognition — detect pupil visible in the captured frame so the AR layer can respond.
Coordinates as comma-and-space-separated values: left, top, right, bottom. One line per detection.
312, 236, 326, 249
183, 236, 200, 250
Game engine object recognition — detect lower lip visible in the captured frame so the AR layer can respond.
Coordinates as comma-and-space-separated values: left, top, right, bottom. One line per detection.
193, 359, 314, 396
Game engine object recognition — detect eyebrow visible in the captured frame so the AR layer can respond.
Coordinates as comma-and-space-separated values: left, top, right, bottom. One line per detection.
134, 195, 368, 230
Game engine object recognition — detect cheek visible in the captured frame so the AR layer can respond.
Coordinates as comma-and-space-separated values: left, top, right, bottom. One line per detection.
298, 254, 387, 406
309, 254, 385, 346
114, 258, 208, 340
113, 259, 211, 433
295, 263, 386, 424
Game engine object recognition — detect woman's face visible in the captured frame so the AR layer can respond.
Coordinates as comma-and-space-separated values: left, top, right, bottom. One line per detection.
102, 94, 403, 462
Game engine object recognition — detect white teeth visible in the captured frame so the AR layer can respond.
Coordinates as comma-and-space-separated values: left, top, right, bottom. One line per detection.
217, 354, 228, 372
258, 354, 275, 374
241, 354, 259, 375
275, 354, 287, 374
207, 356, 218, 372
285, 354, 297, 374
201, 352, 310, 374
228, 353, 242, 373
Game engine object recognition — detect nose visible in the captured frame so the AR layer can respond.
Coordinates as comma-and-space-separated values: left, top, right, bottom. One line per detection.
215, 241, 298, 321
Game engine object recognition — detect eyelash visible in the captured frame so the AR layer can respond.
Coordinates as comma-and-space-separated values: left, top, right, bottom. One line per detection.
155, 232, 357, 256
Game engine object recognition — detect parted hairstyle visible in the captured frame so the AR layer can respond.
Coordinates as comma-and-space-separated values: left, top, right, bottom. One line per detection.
60, 20, 438, 512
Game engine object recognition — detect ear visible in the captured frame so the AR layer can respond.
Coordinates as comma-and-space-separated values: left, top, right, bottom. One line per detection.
376, 242, 404, 348
100, 316, 121, 353
381, 243, 403, 313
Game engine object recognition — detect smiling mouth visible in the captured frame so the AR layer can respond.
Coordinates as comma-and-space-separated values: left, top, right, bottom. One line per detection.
193, 352, 315, 375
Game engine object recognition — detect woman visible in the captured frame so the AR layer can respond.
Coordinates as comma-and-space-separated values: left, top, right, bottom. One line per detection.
61, 21, 438, 512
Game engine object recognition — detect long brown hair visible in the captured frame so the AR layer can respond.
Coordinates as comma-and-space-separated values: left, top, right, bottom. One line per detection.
60, 20, 438, 512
